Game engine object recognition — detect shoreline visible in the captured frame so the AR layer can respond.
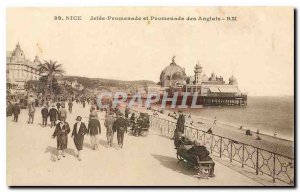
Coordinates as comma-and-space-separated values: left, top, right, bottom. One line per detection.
123, 104, 294, 158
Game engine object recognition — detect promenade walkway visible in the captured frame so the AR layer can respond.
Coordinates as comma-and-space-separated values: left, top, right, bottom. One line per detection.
7, 103, 268, 186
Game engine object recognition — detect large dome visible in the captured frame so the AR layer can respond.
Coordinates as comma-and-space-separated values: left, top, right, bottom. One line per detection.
160, 57, 187, 87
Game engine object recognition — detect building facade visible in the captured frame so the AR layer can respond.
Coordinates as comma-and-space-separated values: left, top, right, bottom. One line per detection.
159, 57, 244, 97
7, 42, 41, 95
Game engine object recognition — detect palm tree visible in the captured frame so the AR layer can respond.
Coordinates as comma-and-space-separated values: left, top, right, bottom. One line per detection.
38, 60, 65, 101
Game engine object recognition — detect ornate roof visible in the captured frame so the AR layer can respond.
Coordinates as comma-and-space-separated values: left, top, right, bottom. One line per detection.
11, 42, 25, 59
160, 56, 187, 86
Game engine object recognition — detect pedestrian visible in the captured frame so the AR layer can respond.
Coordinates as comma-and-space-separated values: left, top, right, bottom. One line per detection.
41, 105, 49, 127
12, 103, 20, 122
28, 103, 35, 124
71, 116, 87, 161
125, 107, 130, 119
213, 116, 217, 126
59, 105, 67, 121
173, 110, 185, 139
83, 100, 86, 108
113, 113, 127, 148
49, 105, 58, 128
68, 100, 73, 113
56, 102, 61, 111
89, 106, 98, 121
52, 117, 70, 160
104, 112, 116, 147
87, 114, 101, 150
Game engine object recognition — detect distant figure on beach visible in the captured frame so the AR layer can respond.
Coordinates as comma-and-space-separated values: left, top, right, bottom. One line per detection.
71, 116, 87, 161
190, 120, 193, 125
274, 132, 277, 137
213, 117, 217, 126
245, 129, 252, 136
52, 117, 70, 160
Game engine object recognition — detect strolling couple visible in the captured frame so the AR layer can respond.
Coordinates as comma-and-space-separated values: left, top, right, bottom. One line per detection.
52, 114, 101, 161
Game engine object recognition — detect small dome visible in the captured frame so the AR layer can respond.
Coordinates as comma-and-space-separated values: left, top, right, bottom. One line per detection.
201, 74, 209, 81
12, 42, 25, 59
33, 55, 42, 65
229, 75, 238, 84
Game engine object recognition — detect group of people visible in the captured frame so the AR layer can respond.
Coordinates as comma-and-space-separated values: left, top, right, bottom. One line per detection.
51, 103, 128, 161
128, 112, 150, 136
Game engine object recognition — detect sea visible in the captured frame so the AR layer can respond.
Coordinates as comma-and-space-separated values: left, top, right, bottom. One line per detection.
164, 96, 294, 141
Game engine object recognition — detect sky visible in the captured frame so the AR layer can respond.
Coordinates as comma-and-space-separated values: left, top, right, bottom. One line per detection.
6, 7, 294, 96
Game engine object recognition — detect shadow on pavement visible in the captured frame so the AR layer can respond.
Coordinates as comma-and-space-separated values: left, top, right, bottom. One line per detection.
151, 154, 197, 177
83, 142, 93, 150
44, 146, 77, 158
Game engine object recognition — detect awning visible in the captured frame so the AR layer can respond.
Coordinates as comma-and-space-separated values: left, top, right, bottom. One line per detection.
218, 87, 240, 93
209, 87, 220, 93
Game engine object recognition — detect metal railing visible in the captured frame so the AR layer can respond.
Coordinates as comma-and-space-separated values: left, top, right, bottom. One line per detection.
149, 115, 294, 185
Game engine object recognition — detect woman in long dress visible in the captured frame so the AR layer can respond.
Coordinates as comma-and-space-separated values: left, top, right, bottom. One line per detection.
71, 116, 87, 161
52, 117, 70, 160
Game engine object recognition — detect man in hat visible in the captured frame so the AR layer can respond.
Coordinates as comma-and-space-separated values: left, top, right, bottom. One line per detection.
56, 102, 61, 111
172, 110, 185, 139
71, 116, 87, 161
87, 113, 101, 150
113, 112, 127, 148
176, 110, 185, 134
41, 105, 49, 127
52, 117, 70, 160
104, 112, 116, 147
49, 105, 59, 128
12, 103, 20, 122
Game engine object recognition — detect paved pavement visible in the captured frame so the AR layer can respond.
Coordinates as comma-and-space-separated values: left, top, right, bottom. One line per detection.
7, 103, 263, 186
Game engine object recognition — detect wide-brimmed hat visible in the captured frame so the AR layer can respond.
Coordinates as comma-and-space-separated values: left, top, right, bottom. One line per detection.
60, 117, 66, 121
76, 116, 82, 121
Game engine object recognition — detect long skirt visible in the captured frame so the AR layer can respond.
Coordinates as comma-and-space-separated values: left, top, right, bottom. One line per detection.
57, 134, 68, 150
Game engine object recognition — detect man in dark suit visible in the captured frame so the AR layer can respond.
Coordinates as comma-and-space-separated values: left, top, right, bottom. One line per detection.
71, 116, 87, 161
113, 113, 127, 148
87, 114, 101, 150
41, 105, 49, 127
12, 103, 20, 122
49, 105, 58, 128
